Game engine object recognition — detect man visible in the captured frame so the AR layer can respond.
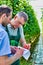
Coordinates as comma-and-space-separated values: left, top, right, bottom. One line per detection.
0, 6, 24, 65
7, 12, 31, 65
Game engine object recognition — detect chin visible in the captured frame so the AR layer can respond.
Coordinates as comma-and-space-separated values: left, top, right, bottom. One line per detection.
14, 26, 19, 29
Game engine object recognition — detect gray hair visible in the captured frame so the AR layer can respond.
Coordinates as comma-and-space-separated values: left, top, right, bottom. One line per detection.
16, 11, 28, 22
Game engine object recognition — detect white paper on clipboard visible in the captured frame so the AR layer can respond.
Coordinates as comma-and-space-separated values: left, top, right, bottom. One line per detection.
18, 46, 30, 60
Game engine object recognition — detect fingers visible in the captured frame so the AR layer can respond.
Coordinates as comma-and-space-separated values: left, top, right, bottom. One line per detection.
15, 48, 24, 59
23, 43, 31, 50
16, 48, 24, 55
10, 47, 16, 54
10, 46, 24, 55
27, 44, 31, 49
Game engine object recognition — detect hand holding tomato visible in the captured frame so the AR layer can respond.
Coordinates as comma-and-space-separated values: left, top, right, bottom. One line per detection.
23, 43, 31, 50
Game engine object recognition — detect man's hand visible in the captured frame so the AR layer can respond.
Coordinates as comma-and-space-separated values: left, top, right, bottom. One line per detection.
15, 48, 24, 59
10, 46, 24, 57
23, 43, 31, 50
10, 46, 16, 54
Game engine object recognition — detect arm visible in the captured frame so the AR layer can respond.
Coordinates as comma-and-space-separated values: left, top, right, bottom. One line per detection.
20, 37, 26, 46
19, 26, 31, 49
0, 48, 23, 65
20, 38, 31, 50
0, 30, 24, 65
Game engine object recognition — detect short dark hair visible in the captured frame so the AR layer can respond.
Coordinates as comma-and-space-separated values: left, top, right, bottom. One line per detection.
0, 6, 12, 17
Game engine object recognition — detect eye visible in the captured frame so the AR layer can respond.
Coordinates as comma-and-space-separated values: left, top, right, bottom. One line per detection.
18, 21, 22, 25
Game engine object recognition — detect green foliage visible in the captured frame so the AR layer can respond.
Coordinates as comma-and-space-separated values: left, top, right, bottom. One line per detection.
0, 0, 40, 42
41, 8, 43, 22
0, 0, 40, 65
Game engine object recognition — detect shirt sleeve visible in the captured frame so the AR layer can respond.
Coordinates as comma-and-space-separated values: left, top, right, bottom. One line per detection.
0, 30, 11, 56
19, 25, 24, 39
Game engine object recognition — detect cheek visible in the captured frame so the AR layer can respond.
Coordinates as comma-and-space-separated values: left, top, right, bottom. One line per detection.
22, 21, 25, 25
16, 24, 20, 27
15, 24, 20, 28
7, 19, 10, 23
17, 23, 21, 26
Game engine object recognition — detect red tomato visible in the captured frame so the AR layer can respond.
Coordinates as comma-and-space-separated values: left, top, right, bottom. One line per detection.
23, 44, 31, 49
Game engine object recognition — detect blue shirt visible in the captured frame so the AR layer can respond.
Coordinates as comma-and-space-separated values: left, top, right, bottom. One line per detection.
0, 24, 11, 56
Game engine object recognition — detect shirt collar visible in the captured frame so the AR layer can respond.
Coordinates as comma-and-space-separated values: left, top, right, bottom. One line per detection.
0, 24, 6, 30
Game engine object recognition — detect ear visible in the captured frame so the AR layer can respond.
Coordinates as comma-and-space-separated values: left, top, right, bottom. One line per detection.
14, 15, 17, 19
1, 13, 6, 19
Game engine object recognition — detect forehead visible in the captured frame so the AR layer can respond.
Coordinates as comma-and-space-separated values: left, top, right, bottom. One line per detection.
19, 17, 25, 21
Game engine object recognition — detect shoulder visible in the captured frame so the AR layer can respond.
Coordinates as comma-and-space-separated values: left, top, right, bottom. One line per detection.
0, 27, 8, 38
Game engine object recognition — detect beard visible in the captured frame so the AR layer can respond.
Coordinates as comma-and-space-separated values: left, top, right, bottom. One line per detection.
2, 22, 6, 27
2, 20, 8, 26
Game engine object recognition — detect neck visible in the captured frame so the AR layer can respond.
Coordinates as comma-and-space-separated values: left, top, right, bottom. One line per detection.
0, 18, 2, 24
2, 23, 6, 27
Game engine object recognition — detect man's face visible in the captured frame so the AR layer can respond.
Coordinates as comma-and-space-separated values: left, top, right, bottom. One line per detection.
14, 16, 25, 28
2, 12, 12, 26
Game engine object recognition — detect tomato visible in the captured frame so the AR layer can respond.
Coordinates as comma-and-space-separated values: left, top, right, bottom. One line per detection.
23, 44, 31, 49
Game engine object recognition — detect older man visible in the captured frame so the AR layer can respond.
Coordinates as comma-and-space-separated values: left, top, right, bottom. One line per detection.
7, 12, 31, 65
